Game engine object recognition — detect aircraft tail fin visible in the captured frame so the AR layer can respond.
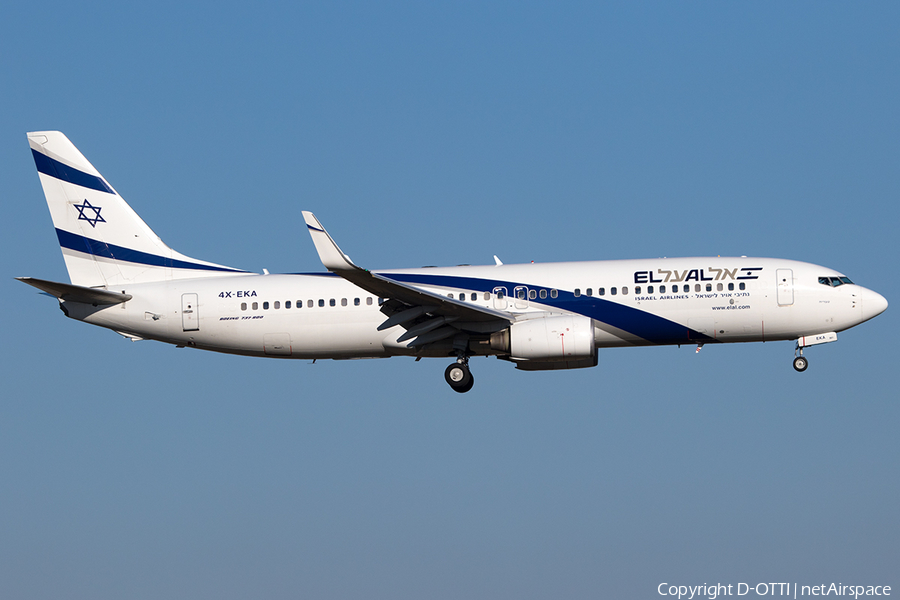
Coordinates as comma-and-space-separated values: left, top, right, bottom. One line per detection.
27, 131, 246, 287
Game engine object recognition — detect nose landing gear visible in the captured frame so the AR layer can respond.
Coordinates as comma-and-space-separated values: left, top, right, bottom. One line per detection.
792, 332, 838, 372
444, 356, 474, 393
793, 342, 809, 372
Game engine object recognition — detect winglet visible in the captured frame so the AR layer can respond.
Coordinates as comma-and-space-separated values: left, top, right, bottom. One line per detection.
302, 211, 359, 272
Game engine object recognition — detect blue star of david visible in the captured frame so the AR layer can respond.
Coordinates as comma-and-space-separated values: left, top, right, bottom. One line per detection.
74, 199, 106, 227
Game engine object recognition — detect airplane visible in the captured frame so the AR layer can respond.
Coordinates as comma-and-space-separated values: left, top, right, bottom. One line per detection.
19, 131, 889, 393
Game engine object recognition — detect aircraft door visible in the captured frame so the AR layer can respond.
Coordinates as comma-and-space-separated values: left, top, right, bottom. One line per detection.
264, 333, 292, 356
182, 293, 199, 331
514, 286, 529, 309
776, 269, 794, 306
493, 287, 508, 310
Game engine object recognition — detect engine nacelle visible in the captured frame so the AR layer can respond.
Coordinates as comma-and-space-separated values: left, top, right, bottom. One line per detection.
490, 315, 597, 370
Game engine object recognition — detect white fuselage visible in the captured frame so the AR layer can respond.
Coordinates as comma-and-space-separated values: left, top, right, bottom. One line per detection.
64, 256, 884, 359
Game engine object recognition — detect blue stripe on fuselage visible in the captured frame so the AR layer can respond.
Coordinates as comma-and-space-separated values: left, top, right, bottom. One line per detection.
56, 229, 247, 273
381, 272, 714, 344
32, 150, 116, 194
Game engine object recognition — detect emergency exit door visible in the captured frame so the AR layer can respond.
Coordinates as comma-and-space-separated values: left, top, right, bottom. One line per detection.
182, 293, 199, 331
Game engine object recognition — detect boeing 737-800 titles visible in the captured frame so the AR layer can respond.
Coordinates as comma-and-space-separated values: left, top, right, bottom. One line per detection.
19, 131, 888, 392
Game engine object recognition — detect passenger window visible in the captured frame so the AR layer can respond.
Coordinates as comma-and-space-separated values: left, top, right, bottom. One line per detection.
635, 286, 641, 294
252, 302, 258, 310
308, 299, 314, 308
611, 287, 617, 296
660, 285, 666, 293
706, 284, 712, 292
622, 286, 628, 295
728, 283, 734, 291
341, 298, 347, 306
354, 298, 360, 306
586, 288, 593, 296
286, 301, 291, 309
367, 297, 373, 305
648, 286, 654, 294
484, 292, 491, 301
739, 283, 745, 290
550, 289, 558, 298
599, 288, 605, 296
263, 302, 269, 310
458, 294, 465, 302
471, 293, 477, 301
241, 302, 247, 311
574, 288, 581, 298
329, 299, 336, 307
274, 301, 280, 309
694, 284, 700, 292
529, 289, 536, 300
717, 283, 723, 292
448, 293, 454, 299
539, 289, 547, 299
318, 299, 324, 307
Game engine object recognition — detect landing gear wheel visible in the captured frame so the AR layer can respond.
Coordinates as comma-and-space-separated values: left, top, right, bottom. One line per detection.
458, 372, 474, 393
445, 362, 473, 393
793, 356, 808, 372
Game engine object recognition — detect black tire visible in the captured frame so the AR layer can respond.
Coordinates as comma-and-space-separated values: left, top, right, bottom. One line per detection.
793, 356, 808, 372
457, 372, 475, 393
445, 363, 472, 391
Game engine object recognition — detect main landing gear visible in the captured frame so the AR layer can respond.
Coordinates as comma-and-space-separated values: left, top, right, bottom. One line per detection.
445, 356, 474, 393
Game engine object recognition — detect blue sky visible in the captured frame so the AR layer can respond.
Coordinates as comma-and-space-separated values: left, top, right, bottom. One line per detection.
2, 2, 898, 598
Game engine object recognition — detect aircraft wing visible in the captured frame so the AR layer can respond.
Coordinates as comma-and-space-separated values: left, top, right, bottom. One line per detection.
302, 212, 512, 341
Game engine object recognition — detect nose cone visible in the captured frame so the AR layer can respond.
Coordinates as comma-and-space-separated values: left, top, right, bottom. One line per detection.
860, 287, 888, 323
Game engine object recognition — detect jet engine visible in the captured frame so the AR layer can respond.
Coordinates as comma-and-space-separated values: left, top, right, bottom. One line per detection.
490, 315, 597, 370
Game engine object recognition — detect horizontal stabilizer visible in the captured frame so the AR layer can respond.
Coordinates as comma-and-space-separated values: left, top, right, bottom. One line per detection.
17, 277, 132, 305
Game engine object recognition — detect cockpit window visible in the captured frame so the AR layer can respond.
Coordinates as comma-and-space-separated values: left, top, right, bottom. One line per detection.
819, 276, 854, 287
